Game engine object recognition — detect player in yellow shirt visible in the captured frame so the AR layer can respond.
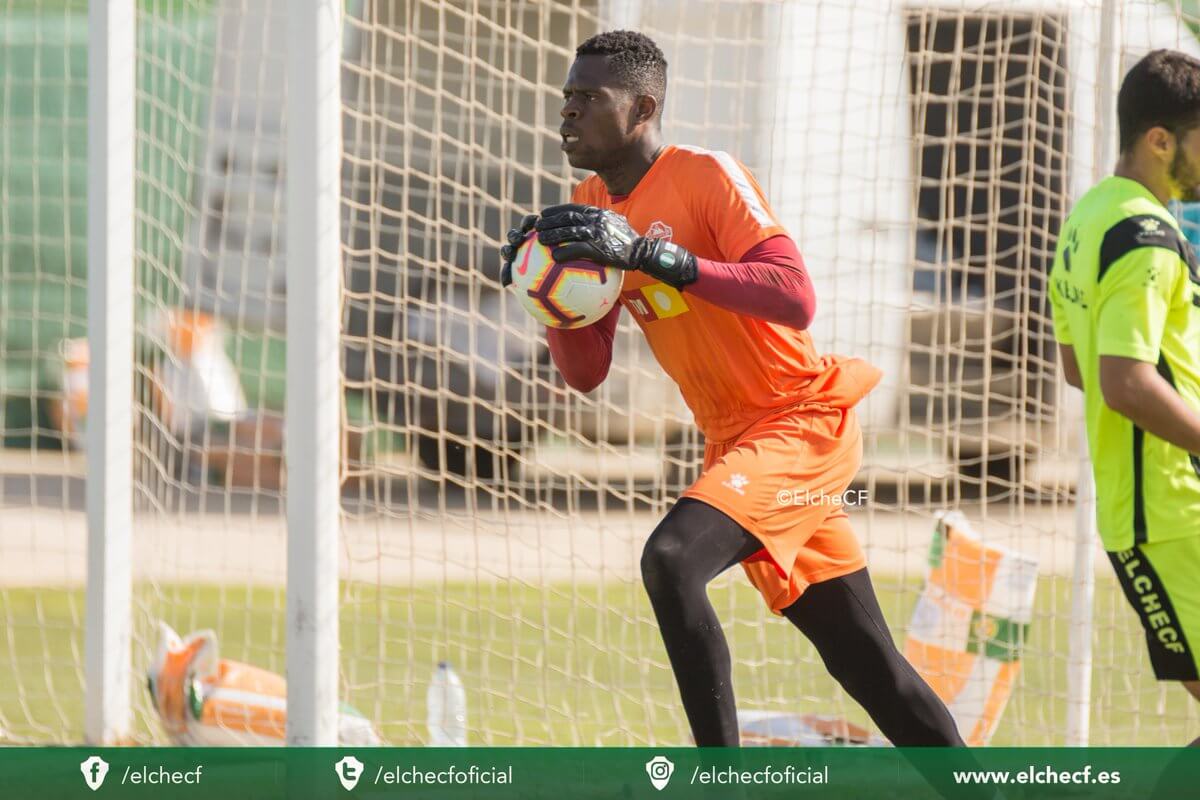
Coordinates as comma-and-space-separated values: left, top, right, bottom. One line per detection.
1049, 50, 1200, 732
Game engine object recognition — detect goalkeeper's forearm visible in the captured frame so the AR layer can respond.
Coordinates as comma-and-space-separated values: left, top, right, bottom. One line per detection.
687, 235, 816, 330
546, 303, 621, 393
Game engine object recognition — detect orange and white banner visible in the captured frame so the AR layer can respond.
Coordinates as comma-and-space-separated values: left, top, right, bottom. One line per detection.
904, 512, 1038, 746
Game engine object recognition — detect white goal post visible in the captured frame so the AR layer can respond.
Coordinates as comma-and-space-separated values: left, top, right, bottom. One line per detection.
83, 0, 349, 746
284, 0, 344, 747
84, 0, 135, 746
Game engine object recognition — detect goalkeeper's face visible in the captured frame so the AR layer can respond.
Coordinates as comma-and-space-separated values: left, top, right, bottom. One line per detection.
559, 55, 650, 172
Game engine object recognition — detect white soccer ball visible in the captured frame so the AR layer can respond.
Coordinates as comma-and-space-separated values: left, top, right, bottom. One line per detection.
507, 233, 623, 328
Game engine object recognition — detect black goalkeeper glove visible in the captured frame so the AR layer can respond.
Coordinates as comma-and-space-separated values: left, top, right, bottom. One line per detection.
498, 213, 538, 287
535, 204, 698, 290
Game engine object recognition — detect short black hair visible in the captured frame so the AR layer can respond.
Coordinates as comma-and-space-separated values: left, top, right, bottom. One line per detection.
1118, 49, 1200, 152
576, 30, 667, 111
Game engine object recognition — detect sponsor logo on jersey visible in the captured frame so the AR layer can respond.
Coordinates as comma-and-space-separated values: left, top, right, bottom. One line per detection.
722, 473, 750, 495
620, 284, 690, 323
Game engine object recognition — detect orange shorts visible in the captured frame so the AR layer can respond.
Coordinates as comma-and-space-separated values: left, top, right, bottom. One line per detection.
681, 405, 867, 613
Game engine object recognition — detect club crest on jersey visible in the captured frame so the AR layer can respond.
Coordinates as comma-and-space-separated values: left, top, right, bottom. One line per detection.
645, 220, 673, 240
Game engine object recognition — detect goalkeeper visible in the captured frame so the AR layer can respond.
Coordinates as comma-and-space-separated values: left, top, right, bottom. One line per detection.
1050, 49, 1200, 730
500, 30, 962, 747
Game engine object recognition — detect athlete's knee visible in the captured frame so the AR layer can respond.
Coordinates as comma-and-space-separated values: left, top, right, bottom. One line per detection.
640, 527, 689, 600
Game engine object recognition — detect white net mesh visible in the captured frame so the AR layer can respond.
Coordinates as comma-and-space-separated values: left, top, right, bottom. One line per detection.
2, 0, 1200, 746
1, 0, 91, 743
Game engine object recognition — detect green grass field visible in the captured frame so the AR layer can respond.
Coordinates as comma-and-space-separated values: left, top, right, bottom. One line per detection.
2, 574, 1196, 747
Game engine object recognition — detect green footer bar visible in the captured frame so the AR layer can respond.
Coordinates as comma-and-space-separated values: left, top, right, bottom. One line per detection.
6, 747, 1200, 799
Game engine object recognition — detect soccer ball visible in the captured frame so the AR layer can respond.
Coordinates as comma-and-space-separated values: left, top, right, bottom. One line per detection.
507, 233, 623, 328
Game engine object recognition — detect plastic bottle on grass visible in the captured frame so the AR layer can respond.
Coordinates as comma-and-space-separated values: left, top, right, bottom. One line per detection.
427, 661, 467, 746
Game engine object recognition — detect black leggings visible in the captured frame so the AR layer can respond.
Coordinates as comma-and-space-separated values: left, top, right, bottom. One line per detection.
640, 497, 964, 747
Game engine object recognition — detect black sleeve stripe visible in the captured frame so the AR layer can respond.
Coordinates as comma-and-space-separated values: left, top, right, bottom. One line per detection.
1097, 213, 1198, 284
1132, 424, 1147, 544
1155, 356, 1200, 481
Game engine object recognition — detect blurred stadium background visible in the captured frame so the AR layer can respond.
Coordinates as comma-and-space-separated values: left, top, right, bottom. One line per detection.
3, 0, 1200, 746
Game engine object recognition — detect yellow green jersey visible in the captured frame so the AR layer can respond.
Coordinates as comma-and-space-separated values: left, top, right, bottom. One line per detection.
1049, 176, 1200, 550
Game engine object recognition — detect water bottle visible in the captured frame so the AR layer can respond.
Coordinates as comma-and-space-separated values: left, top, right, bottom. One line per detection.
426, 661, 467, 746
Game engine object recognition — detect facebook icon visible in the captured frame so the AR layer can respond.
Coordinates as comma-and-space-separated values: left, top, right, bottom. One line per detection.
80, 755, 109, 791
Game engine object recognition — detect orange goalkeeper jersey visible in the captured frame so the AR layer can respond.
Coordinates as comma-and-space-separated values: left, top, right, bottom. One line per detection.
571, 144, 881, 442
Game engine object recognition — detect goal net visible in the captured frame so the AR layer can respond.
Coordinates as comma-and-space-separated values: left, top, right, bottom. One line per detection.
2, 0, 1200, 746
